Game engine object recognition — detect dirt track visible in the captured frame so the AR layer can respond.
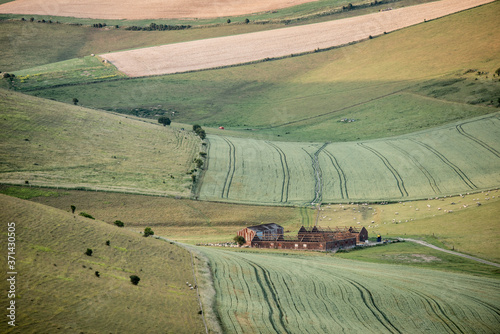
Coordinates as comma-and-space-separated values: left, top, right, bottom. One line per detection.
100, 0, 493, 77
0, 0, 319, 20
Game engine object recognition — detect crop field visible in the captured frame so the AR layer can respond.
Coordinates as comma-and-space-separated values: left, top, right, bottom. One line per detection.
200, 113, 500, 205
100, 0, 493, 77
15, 0, 500, 142
0, 0, 323, 20
0, 89, 200, 196
200, 247, 500, 333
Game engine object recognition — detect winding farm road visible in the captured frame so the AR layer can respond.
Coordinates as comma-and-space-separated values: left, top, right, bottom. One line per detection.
101, 0, 494, 77
403, 238, 500, 268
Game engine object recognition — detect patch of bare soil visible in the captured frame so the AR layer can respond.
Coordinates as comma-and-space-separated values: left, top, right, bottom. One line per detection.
99, 0, 493, 77
0, 0, 321, 20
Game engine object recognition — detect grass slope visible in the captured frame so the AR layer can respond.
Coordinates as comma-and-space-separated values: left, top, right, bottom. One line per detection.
7, 1, 500, 142
201, 247, 500, 333
0, 89, 200, 196
0, 194, 205, 333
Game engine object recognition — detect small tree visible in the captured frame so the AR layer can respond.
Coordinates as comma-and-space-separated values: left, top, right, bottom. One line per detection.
72, 98, 79, 105
194, 158, 203, 169
245, 18, 250, 24
143, 227, 154, 237
130, 275, 140, 285
85, 248, 93, 256
234, 235, 245, 246
71, 205, 76, 214
114, 220, 124, 227
105, 240, 110, 246
193, 124, 201, 133
197, 129, 206, 140
227, 19, 231, 24
95, 271, 100, 277
158, 116, 171, 126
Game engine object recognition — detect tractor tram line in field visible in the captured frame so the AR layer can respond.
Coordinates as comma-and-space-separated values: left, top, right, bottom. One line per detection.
322, 148, 349, 200
386, 141, 441, 195
220, 137, 236, 199
456, 123, 500, 159
410, 139, 477, 190
357, 143, 409, 198
266, 141, 290, 203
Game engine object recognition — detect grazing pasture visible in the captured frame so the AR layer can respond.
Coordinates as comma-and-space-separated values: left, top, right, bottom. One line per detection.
100, 0, 494, 77
200, 247, 500, 333
0, 89, 200, 196
0, 194, 206, 333
199, 113, 500, 205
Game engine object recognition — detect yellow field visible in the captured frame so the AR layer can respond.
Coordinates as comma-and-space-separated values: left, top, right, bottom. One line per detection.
100, 0, 494, 76
0, 0, 319, 19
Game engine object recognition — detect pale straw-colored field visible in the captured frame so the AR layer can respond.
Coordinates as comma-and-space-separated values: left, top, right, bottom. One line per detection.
99, 0, 494, 77
0, 0, 319, 19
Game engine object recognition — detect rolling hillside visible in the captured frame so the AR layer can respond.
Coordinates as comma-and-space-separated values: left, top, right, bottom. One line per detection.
0, 194, 206, 333
9, 0, 499, 142
0, 89, 200, 196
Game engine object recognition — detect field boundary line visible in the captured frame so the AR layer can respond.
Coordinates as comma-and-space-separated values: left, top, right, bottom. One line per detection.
403, 239, 500, 268
358, 142, 409, 197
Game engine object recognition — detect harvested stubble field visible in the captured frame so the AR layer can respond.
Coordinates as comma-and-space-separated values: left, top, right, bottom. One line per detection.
0, 194, 206, 333
0, 0, 321, 20
200, 113, 500, 205
0, 89, 200, 196
200, 247, 500, 333
100, 0, 494, 77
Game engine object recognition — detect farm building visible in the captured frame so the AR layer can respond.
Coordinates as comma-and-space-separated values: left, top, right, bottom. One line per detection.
237, 223, 284, 246
250, 225, 363, 252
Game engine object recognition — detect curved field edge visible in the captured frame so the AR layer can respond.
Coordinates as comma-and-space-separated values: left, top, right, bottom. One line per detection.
0, 89, 201, 197
99, 0, 494, 77
199, 247, 500, 333
199, 112, 500, 205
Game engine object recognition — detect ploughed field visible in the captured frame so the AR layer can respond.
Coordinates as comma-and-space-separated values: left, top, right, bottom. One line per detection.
199, 113, 500, 205
99, 0, 494, 77
200, 247, 500, 333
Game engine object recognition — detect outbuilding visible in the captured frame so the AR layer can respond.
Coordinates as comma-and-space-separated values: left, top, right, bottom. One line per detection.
237, 223, 284, 246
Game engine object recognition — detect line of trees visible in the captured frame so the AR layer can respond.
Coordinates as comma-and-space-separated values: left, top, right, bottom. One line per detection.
125, 23, 191, 31
193, 124, 206, 140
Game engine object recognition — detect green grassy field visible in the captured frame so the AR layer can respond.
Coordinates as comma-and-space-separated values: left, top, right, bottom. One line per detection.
0, 194, 206, 333
7, 1, 499, 142
0, 89, 201, 197
200, 113, 500, 205
199, 246, 500, 333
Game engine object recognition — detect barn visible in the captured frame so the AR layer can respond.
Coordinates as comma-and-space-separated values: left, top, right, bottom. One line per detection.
237, 223, 284, 246
250, 225, 363, 252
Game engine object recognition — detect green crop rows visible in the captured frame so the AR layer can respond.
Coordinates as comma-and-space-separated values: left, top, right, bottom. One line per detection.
200, 247, 500, 333
199, 113, 500, 205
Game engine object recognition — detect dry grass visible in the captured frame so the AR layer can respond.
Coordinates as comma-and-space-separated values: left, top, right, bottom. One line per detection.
0, 194, 206, 333
100, 0, 494, 77
0, 0, 319, 20
0, 89, 200, 197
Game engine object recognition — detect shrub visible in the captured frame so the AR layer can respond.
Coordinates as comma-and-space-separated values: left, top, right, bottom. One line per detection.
95, 271, 100, 277
245, 18, 250, 24
72, 97, 79, 105
105, 240, 110, 246
143, 227, 154, 237
193, 124, 201, 132
130, 275, 140, 285
71, 205, 76, 214
114, 220, 124, 227
227, 19, 231, 24
85, 248, 93, 256
234, 235, 246, 246
495, 67, 500, 76
158, 116, 171, 126
79, 212, 95, 220
194, 158, 203, 168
